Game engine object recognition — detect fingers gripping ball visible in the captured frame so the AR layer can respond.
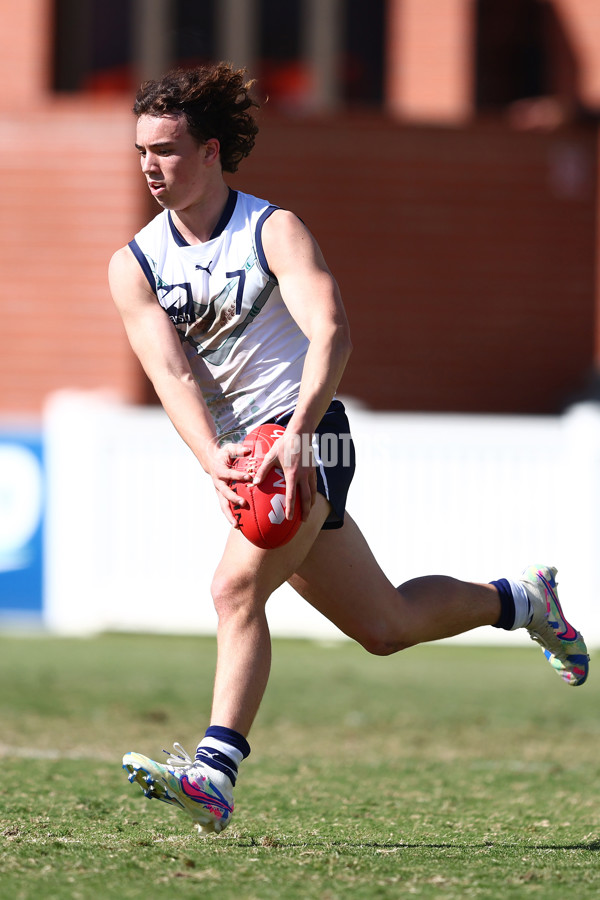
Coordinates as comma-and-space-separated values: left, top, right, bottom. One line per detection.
229, 424, 302, 549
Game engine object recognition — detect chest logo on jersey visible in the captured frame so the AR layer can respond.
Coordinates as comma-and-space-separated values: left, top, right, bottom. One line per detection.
162, 252, 256, 319
158, 276, 227, 336
157, 279, 196, 324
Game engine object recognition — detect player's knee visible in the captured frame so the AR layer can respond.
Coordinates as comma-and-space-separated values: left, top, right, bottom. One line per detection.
357, 622, 414, 656
360, 637, 404, 656
210, 570, 246, 616
210, 569, 263, 619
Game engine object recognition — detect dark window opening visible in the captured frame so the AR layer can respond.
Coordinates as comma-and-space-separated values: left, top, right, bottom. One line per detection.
476, 0, 560, 109
256, 0, 306, 108
475, 0, 586, 127
175, 0, 217, 69
343, 0, 384, 105
53, 0, 134, 93
53, 0, 385, 109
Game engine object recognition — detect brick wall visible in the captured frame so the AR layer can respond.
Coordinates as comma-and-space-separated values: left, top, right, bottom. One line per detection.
0, 0, 51, 109
0, 100, 147, 414
386, 0, 474, 122
0, 105, 595, 416
385, 0, 600, 123
233, 114, 597, 414
554, 0, 600, 109
0, 0, 598, 417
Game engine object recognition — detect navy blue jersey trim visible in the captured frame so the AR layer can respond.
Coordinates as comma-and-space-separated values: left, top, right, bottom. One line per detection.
255, 205, 280, 279
211, 188, 238, 239
166, 188, 238, 247
167, 212, 189, 247
128, 239, 156, 294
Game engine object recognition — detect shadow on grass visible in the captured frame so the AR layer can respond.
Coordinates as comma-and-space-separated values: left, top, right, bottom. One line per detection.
236, 838, 600, 852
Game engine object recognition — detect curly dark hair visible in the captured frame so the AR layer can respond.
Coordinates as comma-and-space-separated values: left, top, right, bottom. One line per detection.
133, 63, 259, 173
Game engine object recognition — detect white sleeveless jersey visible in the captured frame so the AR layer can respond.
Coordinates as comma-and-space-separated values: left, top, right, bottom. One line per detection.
129, 189, 309, 441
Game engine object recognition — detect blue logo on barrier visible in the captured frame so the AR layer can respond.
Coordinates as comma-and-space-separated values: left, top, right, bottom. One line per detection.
0, 433, 44, 615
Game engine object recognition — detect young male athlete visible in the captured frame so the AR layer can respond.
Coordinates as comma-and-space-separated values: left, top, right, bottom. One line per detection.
110, 63, 589, 835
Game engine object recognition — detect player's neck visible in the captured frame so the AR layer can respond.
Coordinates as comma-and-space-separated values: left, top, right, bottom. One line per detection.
171, 180, 231, 244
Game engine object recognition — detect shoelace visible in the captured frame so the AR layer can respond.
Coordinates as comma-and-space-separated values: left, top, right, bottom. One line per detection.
163, 742, 195, 768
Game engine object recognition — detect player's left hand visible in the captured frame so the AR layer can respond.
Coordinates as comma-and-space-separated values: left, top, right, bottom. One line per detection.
253, 430, 316, 522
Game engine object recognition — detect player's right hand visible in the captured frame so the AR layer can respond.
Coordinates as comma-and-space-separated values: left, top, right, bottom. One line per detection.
208, 441, 251, 526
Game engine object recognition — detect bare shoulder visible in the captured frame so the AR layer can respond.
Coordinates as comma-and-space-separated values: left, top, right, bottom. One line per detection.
261, 208, 328, 276
108, 244, 154, 312
262, 208, 311, 245
108, 244, 143, 285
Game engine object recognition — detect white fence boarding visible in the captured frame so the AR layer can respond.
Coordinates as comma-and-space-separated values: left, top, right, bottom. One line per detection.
44, 391, 600, 647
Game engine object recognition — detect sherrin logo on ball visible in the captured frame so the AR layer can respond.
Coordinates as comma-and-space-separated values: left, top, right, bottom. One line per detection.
228, 424, 302, 549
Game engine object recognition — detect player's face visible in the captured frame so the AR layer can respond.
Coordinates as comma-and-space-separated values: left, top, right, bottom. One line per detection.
135, 114, 213, 211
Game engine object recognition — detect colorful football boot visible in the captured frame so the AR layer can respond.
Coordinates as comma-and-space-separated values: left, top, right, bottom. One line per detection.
521, 565, 589, 686
123, 743, 234, 835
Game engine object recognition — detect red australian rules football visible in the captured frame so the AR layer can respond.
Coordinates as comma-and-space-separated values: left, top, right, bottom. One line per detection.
228, 423, 302, 549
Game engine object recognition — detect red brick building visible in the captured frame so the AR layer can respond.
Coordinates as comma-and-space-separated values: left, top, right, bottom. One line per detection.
2, 0, 600, 415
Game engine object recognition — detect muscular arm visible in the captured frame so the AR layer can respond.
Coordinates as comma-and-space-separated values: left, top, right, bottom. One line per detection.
257, 210, 353, 518
263, 210, 352, 433
108, 245, 246, 523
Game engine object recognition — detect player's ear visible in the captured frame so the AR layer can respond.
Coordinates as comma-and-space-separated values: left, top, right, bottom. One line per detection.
203, 138, 221, 166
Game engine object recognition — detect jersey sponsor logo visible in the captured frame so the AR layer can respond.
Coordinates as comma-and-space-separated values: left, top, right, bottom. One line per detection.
145, 247, 275, 364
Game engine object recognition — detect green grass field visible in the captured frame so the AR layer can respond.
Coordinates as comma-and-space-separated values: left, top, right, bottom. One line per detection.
0, 633, 598, 900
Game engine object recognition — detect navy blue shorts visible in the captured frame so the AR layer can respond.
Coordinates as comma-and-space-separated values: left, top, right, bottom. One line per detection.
269, 399, 356, 529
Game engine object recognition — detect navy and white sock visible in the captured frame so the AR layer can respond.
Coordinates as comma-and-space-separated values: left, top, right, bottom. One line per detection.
490, 578, 532, 630
195, 726, 251, 786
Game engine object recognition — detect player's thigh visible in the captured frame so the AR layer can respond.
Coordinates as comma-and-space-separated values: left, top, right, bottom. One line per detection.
288, 513, 401, 650
211, 493, 332, 609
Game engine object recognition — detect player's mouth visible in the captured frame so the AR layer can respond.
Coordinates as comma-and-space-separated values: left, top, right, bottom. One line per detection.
148, 181, 166, 195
